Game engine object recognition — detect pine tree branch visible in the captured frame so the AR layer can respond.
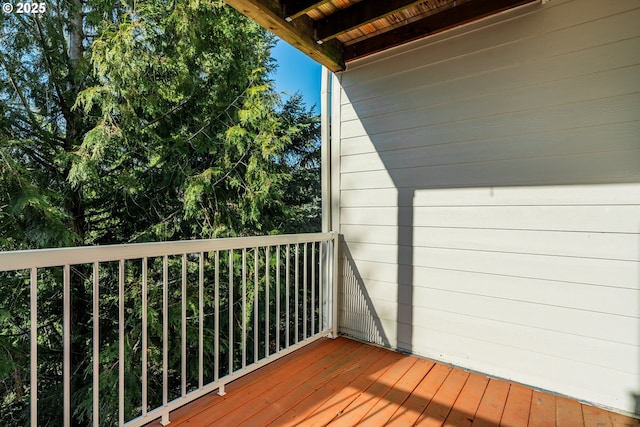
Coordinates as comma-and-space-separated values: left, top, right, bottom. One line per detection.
0, 53, 42, 135
33, 15, 69, 117
142, 96, 193, 129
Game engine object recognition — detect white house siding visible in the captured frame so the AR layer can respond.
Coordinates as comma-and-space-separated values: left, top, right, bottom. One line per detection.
335, 0, 640, 415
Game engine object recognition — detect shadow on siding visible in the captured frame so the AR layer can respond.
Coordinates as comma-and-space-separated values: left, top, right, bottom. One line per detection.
396, 188, 414, 354
339, 241, 390, 347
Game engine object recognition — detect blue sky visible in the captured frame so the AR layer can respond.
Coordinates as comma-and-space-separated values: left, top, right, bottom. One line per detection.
270, 39, 322, 112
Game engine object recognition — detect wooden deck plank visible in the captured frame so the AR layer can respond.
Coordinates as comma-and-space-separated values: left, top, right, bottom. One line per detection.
253, 344, 385, 426
443, 372, 490, 427
161, 337, 639, 427
224, 336, 338, 391
557, 395, 585, 427
582, 404, 613, 427
170, 337, 357, 426
501, 384, 533, 427
235, 341, 377, 426
377, 360, 452, 426
202, 340, 370, 426
326, 353, 419, 426
471, 379, 511, 427
358, 358, 436, 425
610, 411, 640, 427
529, 390, 556, 427
414, 368, 470, 426
300, 348, 406, 426
272, 346, 402, 426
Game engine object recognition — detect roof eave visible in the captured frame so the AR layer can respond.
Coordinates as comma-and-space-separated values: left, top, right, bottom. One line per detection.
224, 0, 345, 72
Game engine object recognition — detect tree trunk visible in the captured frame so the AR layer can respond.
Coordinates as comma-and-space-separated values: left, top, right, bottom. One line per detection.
65, 3, 93, 426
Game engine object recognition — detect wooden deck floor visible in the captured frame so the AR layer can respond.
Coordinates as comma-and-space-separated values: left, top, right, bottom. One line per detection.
149, 337, 639, 427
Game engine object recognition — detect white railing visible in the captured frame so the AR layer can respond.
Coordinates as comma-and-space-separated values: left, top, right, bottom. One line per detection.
0, 232, 338, 427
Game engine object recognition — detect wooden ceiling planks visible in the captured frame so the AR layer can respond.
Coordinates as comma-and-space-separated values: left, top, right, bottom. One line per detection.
314, 0, 430, 43
224, 0, 538, 71
282, 0, 333, 21
343, 0, 536, 62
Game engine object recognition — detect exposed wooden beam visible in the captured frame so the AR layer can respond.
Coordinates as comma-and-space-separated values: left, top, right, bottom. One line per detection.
282, 0, 332, 21
224, 0, 345, 72
343, 0, 535, 62
315, 0, 428, 43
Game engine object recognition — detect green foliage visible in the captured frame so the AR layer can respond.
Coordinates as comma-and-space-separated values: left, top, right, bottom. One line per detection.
69, 1, 320, 243
1, 0, 321, 424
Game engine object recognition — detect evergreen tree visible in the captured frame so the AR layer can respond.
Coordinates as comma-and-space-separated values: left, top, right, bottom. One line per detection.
0, 1, 320, 424
0, 0, 89, 250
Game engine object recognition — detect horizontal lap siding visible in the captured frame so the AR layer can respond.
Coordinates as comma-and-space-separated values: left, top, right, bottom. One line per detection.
336, 0, 640, 415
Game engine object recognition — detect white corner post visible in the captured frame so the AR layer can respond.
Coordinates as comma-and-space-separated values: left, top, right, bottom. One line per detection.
321, 66, 331, 234
321, 66, 341, 339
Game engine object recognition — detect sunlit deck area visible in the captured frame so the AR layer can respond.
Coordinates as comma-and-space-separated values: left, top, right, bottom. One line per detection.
148, 337, 639, 427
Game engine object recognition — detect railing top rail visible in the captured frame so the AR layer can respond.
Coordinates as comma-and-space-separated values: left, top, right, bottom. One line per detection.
0, 232, 337, 271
